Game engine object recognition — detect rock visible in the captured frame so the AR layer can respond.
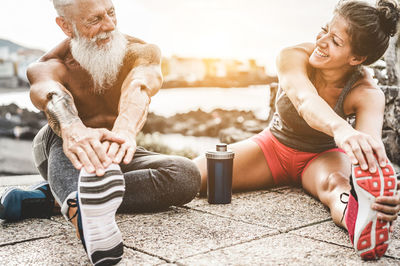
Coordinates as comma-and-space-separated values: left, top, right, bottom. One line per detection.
0, 103, 46, 140
381, 86, 400, 167
143, 108, 269, 138
266, 82, 278, 123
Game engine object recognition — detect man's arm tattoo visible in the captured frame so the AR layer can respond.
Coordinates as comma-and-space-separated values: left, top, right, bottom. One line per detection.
45, 90, 80, 136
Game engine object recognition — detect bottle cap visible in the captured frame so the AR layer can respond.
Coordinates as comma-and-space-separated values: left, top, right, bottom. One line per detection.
206, 143, 235, 159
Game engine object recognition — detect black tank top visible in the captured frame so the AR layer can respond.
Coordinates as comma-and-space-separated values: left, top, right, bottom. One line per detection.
269, 71, 362, 153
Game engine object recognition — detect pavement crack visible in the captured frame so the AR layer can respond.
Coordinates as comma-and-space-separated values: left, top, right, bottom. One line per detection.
179, 205, 277, 231
0, 236, 52, 248
171, 231, 281, 263
123, 244, 172, 263
282, 218, 332, 233
180, 205, 333, 236
289, 231, 400, 261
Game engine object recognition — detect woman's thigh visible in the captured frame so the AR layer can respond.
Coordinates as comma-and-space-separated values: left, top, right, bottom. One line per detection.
194, 138, 274, 192
302, 151, 351, 200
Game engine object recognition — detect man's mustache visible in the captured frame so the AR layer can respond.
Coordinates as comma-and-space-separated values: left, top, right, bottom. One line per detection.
91, 31, 114, 42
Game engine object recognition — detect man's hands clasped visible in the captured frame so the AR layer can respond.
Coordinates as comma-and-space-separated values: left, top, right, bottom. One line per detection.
104, 129, 137, 165
61, 121, 127, 176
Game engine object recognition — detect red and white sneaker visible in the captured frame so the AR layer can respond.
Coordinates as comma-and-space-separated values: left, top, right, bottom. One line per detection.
345, 158, 397, 260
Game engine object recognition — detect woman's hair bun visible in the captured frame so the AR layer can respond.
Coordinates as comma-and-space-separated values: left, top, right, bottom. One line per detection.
377, 0, 400, 36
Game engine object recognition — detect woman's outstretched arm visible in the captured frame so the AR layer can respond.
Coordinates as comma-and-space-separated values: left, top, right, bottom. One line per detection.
276, 43, 386, 170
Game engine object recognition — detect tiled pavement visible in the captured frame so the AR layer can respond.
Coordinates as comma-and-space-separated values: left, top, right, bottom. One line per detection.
1, 175, 399, 265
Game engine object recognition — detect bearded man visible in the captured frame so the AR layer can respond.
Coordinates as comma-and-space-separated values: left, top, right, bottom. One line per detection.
0, 0, 200, 265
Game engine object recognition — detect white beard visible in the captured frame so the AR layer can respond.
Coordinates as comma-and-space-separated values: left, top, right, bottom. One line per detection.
70, 27, 127, 94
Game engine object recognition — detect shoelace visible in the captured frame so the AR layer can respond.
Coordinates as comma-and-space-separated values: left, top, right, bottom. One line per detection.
340, 192, 349, 223
67, 198, 78, 222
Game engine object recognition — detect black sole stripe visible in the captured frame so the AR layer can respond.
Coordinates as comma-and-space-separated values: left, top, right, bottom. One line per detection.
80, 180, 125, 194
81, 190, 124, 205
92, 242, 124, 264
81, 170, 123, 183
95, 257, 122, 266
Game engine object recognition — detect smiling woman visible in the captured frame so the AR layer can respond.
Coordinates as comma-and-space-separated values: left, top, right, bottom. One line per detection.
194, 0, 400, 261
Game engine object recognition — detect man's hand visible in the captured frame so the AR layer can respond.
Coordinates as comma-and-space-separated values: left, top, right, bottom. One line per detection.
106, 130, 137, 165
373, 181, 400, 232
62, 121, 125, 175
334, 124, 387, 173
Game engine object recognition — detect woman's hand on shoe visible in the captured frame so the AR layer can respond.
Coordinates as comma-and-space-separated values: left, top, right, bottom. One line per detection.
334, 125, 386, 173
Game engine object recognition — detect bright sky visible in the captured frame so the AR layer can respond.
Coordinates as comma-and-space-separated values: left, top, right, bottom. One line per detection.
1, 0, 342, 73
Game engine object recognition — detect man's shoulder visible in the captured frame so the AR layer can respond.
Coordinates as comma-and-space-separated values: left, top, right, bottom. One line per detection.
124, 34, 146, 45
40, 39, 71, 63
27, 39, 70, 82
124, 34, 161, 64
125, 35, 161, 55
31, 39, 71, 70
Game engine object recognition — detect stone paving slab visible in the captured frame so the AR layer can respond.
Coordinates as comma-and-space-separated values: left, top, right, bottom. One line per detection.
0, 233, 165, 265
1, 175, 399, 265
0, 217, 69, 246
388, 222, 400, 259
0, 214, 167, 265
119, 207, 277, 262
0, 234, 89, 265
120, 248, 166, 265
291, 219, 400, 259
190, 187, 294, 208
291, 220, 350, 247
188, 190, 269, 208
187, 187, 331, 232
176, 233, 399, 265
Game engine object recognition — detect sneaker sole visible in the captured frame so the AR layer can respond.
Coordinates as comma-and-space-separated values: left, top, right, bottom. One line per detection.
78, 164, 125, 265
352, 158, 397, 260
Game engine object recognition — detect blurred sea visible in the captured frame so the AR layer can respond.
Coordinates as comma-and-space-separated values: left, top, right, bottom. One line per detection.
0, 86, 271, 118
0, 86, 271, 155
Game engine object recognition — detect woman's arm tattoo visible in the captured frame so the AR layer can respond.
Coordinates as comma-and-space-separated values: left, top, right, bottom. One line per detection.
45, 90, 80, 136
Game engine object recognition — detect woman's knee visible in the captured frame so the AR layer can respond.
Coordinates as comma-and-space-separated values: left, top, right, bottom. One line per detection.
321, 171, 350, 193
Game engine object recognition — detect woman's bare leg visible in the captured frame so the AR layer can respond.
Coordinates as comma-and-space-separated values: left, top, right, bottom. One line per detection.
193, 138, 275, 194
301, 151, 351, 229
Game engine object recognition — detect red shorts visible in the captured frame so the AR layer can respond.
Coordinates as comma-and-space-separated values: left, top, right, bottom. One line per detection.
252, 129, 345, 185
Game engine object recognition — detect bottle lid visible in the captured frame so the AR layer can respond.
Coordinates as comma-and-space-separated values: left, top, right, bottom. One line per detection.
206, 143, 235, 159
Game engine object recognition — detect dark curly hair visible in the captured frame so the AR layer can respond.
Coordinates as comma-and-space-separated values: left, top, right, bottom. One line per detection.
335, 0, 400, 65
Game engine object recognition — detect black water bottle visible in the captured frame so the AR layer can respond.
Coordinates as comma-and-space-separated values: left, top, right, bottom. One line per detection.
206, 143, 235, 204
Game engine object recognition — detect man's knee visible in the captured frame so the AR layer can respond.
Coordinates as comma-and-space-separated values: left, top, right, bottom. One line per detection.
168, 156, 201, 199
